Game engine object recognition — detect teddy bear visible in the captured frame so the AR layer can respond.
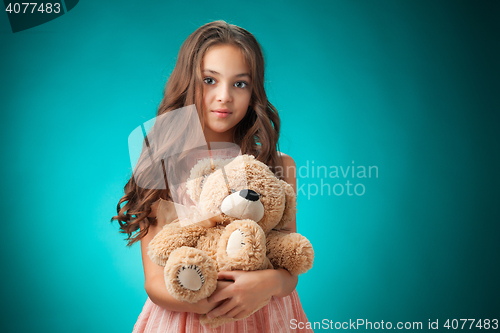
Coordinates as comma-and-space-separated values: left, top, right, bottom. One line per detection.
147, 154, 314, 328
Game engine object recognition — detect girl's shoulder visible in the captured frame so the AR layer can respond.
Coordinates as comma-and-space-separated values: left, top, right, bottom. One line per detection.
278, 151, 296, 168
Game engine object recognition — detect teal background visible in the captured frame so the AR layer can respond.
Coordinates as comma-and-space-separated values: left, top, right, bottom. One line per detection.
1, 1, 498, 332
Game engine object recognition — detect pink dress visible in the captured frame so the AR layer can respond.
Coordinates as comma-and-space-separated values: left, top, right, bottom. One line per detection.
133, 147, 313, 332
132, 290, 313, 333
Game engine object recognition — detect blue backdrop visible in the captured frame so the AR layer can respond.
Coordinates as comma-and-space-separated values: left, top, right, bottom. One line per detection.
1, 1, 498, 332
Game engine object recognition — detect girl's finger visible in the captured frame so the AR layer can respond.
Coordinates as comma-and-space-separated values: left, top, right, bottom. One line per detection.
207, 285, 232, 303
224, 306, 245, 319
206, 299, 235, 319
217, 270, 239, 280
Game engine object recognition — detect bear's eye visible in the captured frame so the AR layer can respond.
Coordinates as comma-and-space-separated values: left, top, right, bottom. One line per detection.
200, 175, 208, 188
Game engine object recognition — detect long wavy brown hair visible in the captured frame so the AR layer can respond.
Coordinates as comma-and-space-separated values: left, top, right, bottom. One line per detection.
112, 20, 283, 246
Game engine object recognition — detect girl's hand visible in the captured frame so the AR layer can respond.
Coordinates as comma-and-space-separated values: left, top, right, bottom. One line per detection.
205, 270, 283, 320
192, 280, 232, 314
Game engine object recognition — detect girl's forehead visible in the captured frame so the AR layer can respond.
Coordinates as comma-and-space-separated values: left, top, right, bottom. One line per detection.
202, 45, 250, 77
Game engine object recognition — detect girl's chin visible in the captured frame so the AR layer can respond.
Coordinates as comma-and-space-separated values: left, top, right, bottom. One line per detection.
206, 123, 235, 133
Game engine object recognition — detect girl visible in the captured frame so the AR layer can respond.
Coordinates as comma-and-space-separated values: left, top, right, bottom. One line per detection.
113, 20, 313, 332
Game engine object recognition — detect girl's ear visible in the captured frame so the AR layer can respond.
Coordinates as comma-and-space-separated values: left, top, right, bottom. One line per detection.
186, 158, 231, 203
275, 179, 297, 230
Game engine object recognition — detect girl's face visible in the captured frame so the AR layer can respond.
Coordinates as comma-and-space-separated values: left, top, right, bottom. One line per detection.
201, 44, 252, 142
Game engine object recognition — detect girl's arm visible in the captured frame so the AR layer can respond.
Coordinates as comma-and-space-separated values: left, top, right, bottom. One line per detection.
205, 153, 299, 320
140, 204, 229, 314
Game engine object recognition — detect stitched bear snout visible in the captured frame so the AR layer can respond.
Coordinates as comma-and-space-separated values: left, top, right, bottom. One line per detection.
220, 189, 264, 222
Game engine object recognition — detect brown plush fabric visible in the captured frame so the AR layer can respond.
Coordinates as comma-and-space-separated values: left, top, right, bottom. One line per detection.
164, 247, 218, 303
274, 180, 297, 230
266, 230, 314, 276
148, 222, 208, 267
147, 154, 314, 328
187, 158, 231, 203
217, 220, 267, 271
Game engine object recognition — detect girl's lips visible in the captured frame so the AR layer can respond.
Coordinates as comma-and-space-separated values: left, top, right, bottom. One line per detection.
212, 110, 232, 118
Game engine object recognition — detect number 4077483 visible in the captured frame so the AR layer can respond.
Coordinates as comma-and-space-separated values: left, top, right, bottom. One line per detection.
443, 319, 498, 330
5, 3, 61, 14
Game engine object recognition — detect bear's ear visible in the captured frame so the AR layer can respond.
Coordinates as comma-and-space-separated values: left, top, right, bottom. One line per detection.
275, 180, 297, 230
186, 158, 231, 203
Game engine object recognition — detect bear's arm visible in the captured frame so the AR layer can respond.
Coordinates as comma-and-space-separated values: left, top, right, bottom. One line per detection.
146, 199, 209, 266
266, 230, 314, 276
147, 222, 207, 266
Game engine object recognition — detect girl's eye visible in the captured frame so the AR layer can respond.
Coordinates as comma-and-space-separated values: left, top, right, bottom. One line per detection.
203, 77, 216, 85
234, 81, 249, 89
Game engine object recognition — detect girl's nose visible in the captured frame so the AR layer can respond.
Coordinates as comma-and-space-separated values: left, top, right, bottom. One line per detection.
216, 83, 232, 103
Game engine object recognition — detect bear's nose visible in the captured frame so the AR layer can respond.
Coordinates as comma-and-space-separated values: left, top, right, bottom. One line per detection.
220, 189, 264, 222
239, 189, 259, 202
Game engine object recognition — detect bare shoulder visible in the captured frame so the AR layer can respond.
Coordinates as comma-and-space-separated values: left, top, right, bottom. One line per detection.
277, 152, 297, 190
277, 152, 298, 233
278, 152, 296, 168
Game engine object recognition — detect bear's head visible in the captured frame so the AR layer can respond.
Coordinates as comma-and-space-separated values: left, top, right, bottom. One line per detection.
186, 154, 296, 233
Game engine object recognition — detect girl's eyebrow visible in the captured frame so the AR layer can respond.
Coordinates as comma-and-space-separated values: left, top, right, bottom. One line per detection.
203, 69, 251, 79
